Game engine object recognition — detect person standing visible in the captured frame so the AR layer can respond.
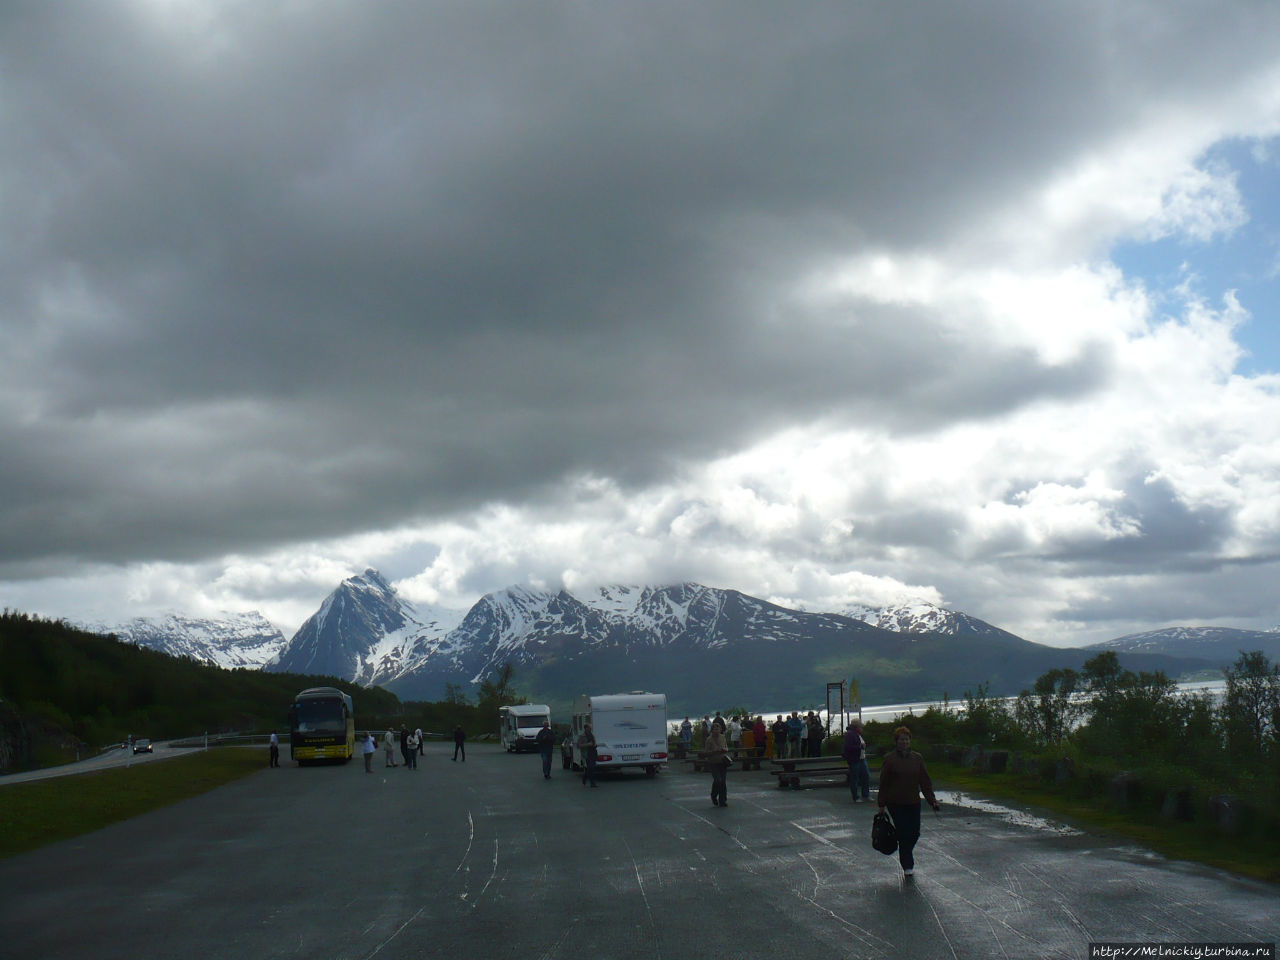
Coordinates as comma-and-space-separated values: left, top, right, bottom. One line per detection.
383, 728, 398, 768
452, 724, 466, 762
877, 725, 940, 877
577, 723, 598, 787
842, 720, 870, 802
771, 715, 788, 759
268, 731, 280, 768
706, 718, 729, 807
787, 712, 804, 758
535, 719, 555, 779
680, 718, 693, 752
727, 716, 741, 749
406, 729, 419, 769
362, 732, 376, 773
399, 724, 411, 769
415, 727, 425, 757
807, 712, 825, 758
753, 716, 767, 758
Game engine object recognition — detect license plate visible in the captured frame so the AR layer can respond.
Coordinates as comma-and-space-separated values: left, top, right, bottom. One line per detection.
623, 754, 640, 761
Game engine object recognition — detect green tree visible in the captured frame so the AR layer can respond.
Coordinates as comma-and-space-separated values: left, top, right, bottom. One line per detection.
1077, 652, 1178, 762
474, 663, 523, 723
957, 682, 1017, 745
1014, 667, 1082, 746
443, 683, 472, 707
1221, 651, 1280, 756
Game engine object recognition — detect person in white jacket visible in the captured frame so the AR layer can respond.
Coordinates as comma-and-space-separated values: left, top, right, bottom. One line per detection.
405, 730, 419, 769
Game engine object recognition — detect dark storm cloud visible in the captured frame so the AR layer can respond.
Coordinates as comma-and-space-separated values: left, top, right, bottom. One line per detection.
3, 1, 1278, 572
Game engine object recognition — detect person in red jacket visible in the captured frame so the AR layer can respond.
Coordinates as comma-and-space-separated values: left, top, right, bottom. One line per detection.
877, 725, 940, 877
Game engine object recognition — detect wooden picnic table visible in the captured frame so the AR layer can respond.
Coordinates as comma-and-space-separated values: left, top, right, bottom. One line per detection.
688, 747, 766, 772
768, 754, 851, 789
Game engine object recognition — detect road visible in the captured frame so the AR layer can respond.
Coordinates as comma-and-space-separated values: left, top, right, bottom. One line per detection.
0, 743, 1274, 960
0, 740, 185, 785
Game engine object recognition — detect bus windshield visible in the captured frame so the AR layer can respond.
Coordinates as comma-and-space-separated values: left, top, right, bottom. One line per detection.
293, 699, 347, 732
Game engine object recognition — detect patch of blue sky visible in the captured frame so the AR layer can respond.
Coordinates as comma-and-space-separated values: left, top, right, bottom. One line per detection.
1110, 137, 1280, 376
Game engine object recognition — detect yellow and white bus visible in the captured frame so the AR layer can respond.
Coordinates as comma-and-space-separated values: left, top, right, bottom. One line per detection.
288, 686, 355, 763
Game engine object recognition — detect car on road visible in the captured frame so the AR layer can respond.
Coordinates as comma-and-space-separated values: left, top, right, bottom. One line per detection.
133, 739, 153, 754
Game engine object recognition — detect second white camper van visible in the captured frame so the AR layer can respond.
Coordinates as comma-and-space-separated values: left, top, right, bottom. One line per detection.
499, 704, 552, 752
571, 692, 667, 776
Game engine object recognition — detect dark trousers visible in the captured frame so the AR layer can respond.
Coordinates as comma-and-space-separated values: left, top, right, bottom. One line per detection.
710, 764, 727, 805
364, 752, 373, 773
848, 759, 870, 799
886, 803, 922, 870
453, 742, 465, 761
268, 745, 279, 767
540, 748, 553, 778
581, 749, 596, 786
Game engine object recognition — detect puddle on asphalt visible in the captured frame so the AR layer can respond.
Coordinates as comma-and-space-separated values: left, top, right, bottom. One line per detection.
935, 790, 1082, 836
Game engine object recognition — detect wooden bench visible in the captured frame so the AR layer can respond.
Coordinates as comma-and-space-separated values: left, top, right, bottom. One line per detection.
688, 748, 766, 772
769, 755, 850, 789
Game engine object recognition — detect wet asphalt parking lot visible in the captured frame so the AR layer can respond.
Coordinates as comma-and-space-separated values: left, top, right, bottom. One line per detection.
0, 742, 1275, 960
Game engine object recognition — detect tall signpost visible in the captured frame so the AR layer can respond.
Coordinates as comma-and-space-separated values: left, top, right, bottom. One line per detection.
825, 681, 845, 736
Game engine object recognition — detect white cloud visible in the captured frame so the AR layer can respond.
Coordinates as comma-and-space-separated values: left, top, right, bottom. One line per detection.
4, 4, 1280, 651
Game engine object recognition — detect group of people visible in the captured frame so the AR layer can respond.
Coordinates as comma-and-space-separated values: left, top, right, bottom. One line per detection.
379, 725, 423, 769
359, 724, 468, 772
772, 711, 827, 759
351, 713, 938, 878
699, 717, 939, 877
677, 709, 828, 760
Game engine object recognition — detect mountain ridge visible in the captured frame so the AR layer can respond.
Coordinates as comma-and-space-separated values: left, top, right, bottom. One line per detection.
78, 570, 1266, 711
74, 610, 285, 670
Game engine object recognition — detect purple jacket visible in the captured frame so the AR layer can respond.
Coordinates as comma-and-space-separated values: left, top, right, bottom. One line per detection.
841, 727, 865, 763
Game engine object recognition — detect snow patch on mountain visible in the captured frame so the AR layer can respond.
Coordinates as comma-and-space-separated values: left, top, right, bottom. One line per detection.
78, 611, 286, 669
841, 599, 981, 636
1089, 626, 1280, 660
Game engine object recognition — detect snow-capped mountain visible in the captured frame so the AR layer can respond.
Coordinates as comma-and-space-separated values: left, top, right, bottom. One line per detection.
840, 600, 1022, 642
264, 574, 896, 702
266, 569, 462, 683
78, 611, 286, 669
88, 569, 1237, 712
374, 580, 889, 703
270, 572, 1102, 709
1087, 626, 1280, 662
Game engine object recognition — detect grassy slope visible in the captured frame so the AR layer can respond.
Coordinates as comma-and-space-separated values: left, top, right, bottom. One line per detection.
0, 748, 264, 860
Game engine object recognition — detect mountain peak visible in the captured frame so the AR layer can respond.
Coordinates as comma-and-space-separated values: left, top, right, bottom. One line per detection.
348, 568, 393, 592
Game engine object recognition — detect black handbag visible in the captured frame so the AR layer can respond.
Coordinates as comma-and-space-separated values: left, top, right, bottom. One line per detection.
871, 810, 898, 855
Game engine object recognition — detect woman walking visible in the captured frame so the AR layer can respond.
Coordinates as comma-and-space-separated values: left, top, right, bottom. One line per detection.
877, 725, 940, 877
706, 718, 729, 807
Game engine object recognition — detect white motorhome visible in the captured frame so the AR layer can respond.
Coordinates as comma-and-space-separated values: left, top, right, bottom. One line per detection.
571, 692, 667, 777
499, 703, 552, 752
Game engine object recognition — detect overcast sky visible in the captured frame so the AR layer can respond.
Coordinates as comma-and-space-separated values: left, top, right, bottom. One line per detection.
3, 2, 1280, 647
